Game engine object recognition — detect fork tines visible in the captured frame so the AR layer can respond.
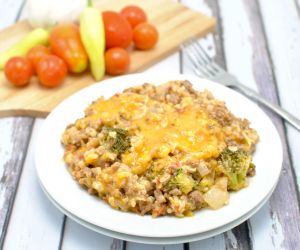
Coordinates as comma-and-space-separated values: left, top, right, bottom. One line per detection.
181, 39, 222, 77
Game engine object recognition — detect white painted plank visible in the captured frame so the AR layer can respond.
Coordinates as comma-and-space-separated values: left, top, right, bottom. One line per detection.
181, 0, 217, 76
142, 53, 180, 74
18, 0, 28, 20
217, 1, 285, 249
189, 234, 225, 250
62, 219, 123, 250
0, 119, 14, 186
219, 0, 258, 91
0, 0, 24, 29
126, 242, 183, 250
249, 1, 300, 248
258, 0, 300, 190
217, 1, 300, 250
249, 203, 284, 250
3, 119, 64, 250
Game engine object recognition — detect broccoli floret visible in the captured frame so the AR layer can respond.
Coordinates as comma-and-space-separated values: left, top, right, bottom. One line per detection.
218, 147, 254, 191
167, 168, 196, 194
102, 127, 130, 155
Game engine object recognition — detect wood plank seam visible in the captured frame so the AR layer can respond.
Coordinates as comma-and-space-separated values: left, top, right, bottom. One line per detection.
204, 0, 227, 69
15, 0, 27, 21
183, 242, 190, 250
122, 241, 127, 250
293, 0, 300, 20
111, 239, 124, 250
58, 215, 67, 250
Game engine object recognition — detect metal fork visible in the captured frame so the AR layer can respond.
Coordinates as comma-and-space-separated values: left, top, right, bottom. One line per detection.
182, 39, 300, 132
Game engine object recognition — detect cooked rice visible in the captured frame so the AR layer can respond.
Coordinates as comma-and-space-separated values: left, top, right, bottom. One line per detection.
61, 80, 259, 217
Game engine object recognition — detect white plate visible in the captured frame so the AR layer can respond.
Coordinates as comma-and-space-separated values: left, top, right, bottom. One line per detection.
35, 73, 283, 238
40, 179, 277, 244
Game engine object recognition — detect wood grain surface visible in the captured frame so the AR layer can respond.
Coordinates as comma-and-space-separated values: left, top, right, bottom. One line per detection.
1, 0, 300, 249
0, 0, 215, 118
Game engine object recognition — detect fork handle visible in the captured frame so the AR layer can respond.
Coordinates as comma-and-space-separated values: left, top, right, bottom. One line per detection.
233, 83, 300, 131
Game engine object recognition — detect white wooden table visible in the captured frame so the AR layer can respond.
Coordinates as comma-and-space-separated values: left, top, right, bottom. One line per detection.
1, 0, 300, 249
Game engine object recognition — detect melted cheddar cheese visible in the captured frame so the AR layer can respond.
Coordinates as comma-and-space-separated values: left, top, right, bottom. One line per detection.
87, 92, 226, 174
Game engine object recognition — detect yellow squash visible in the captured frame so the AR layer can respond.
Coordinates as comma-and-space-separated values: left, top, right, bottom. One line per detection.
0, 28, 49, 69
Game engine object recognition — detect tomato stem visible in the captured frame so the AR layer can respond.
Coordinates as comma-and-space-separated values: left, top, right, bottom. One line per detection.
87, 0, 93, 7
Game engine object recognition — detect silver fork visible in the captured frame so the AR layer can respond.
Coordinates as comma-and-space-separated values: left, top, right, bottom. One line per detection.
182, 39, 300, 132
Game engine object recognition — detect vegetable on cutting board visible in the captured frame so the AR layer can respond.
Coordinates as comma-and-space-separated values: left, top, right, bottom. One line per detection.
105, 47, 130, 76
120, 5, 147, 29
36, 55, 67, 88
27, 45, 51, 72
50, 23, 88, 73
27, 0, 85, 28
4, 57, 33, 87
2, 3, 160, 88
102, 11, 133, 49
80, 0, 105, 81
133, 23, 159, 50
0, 28, 49, 70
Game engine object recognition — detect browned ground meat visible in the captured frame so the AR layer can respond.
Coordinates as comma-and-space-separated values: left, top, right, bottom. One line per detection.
61, 80, 259, 217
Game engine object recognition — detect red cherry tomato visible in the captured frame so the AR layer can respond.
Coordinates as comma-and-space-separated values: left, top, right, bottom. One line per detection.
102, 11, 133, 49
105, 47, 130, 75
4, 57, 33, 87
133, 23, 159, 50
27, 45, 51, 72
36, 55, 67, 88
120, 5, 147, 28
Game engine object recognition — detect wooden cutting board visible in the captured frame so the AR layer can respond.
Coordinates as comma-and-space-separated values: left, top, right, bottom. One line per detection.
0, 0, 215, 118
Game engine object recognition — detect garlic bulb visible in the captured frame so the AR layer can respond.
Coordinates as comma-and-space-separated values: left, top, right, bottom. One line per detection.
27, 0, 86, 28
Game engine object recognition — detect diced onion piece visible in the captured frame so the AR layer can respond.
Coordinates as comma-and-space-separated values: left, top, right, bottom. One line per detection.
215, 176, 228, 190
197, 163, 211, 177
203, 186, 229, 209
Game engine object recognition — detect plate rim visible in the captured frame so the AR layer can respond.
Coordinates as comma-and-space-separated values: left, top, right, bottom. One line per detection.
39, 178, 277, 245
34, 72, 283, 238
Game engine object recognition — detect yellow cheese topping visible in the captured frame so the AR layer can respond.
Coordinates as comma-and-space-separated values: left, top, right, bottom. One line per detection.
87, 92, 226, 174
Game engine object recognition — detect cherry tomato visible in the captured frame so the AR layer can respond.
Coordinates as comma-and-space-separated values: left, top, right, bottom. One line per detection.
120, 5, 147, 28
102, 11, 133, 49
27, 45, 51, 72
105, 47, 130, 75
133, 23, 159, 50
36, 55, 67, 88
4, 57, 33, 87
